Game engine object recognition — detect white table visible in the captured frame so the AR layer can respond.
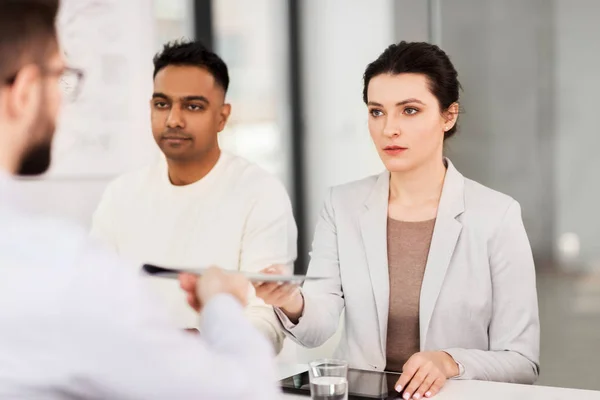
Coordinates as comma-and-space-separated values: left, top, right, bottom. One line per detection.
278, 364, 600, 399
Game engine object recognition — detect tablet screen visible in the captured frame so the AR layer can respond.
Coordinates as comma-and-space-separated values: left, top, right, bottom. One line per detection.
280, 368, 402, 399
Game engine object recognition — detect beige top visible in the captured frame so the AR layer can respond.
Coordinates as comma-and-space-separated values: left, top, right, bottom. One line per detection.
385, 217, 436, 372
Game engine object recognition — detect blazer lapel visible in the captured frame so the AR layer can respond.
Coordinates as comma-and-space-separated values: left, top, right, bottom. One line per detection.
359, 171, 390, 358
419, 159, 465, 347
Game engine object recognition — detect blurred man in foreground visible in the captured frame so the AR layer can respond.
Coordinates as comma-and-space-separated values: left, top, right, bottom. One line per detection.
0, 1, 278, 398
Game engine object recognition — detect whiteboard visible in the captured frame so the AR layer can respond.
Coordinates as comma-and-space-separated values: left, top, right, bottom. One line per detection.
48, 0, 157, 178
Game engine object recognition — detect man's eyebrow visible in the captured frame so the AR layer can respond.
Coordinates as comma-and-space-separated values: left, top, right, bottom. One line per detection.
181, 95, 209, 104
151, 93, 210, 104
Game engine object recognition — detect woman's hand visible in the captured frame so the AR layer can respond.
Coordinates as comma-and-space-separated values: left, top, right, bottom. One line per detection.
394, 351, 459, 399
253, 265, 305, 323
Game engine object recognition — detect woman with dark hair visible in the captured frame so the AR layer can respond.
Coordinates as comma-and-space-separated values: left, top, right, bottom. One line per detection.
184, 41, 540, 399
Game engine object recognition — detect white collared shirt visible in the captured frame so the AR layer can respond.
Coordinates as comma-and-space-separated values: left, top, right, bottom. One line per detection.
0, 171, 279, 399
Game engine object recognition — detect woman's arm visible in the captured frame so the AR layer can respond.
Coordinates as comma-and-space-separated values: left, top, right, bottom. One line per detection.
444, 200, 540, 383
272, 188, 346, 348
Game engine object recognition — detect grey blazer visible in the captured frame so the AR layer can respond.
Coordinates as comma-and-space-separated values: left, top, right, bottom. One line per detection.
277, 160, 540, 384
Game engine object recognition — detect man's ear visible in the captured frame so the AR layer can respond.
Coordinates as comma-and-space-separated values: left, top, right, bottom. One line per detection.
5, 64, 43, 122
218, 103, 232, 132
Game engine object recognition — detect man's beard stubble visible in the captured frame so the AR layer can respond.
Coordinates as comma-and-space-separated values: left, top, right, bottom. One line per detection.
17, 102, 55, 176
18, 140, 52, 176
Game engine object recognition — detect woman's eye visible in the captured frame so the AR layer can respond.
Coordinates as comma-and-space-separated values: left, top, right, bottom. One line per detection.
404, 107, 419, 115
370, 109, 384, 117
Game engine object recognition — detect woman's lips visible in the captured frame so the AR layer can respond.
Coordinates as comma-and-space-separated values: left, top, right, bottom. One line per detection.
383, 145, 407, 156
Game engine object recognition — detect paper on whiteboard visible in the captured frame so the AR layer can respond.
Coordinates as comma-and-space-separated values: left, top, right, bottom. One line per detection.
49, 0, 156, 178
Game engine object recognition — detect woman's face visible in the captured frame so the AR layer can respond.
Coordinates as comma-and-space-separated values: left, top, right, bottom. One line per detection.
366, 73, 457, 173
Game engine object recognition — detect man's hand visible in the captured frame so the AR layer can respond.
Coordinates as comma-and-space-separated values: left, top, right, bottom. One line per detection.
180, 273, 201, 311
394, 351, 459, 399
179, 267, 249, 311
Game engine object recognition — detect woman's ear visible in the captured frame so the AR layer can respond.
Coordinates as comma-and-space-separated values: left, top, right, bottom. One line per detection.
443, 102, 459, 128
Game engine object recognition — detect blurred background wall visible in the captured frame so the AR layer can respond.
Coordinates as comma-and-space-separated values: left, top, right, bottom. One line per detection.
21, 0, 600, 273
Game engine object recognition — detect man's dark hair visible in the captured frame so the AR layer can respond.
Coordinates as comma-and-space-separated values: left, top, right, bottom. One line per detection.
0, 0, 59, 82
153, 40, 229, 93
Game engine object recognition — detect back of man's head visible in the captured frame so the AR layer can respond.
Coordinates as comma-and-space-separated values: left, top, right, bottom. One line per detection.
0, 0, 61, 176
0, 0, 59, 83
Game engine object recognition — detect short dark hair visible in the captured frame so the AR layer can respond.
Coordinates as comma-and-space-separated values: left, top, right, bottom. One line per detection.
0, 0, 59, 81
153, 40, 229, 93
363, 41, 461, 139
